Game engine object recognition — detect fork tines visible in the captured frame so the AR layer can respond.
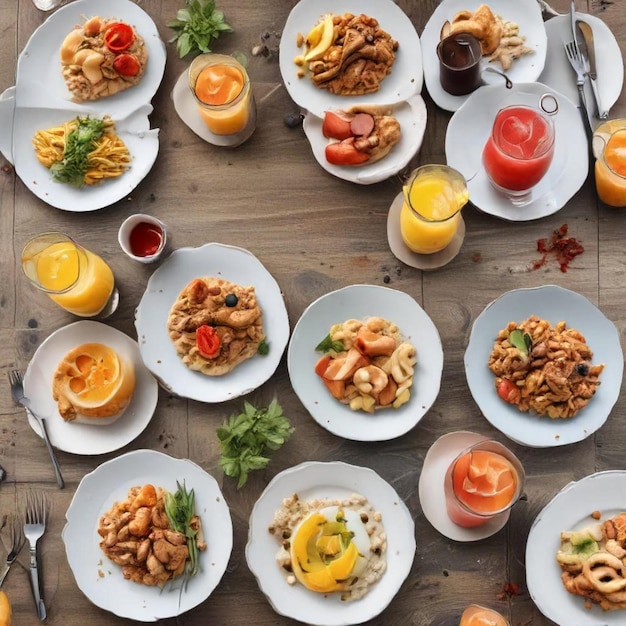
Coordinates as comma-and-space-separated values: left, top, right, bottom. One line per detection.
23, 490, 50, 526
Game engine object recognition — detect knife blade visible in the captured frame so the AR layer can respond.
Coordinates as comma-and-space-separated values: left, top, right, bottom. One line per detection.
576, 20, 609, 119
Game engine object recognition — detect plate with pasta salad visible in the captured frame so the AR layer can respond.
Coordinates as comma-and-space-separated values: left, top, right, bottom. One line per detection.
287, 285, 443, 441
464, 285, 623, 447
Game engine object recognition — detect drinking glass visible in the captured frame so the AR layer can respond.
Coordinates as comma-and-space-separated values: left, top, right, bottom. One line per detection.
437, 33, 482, 96
21, 232, 118, 318
482, 94, 557, 205
399, 164, 469, 254
594, 127, 626, 207
444, 439, 525, 528
188, 53, 256, 145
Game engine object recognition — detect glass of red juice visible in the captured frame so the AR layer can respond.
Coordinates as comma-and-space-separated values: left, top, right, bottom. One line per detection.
482, 96, 557, 205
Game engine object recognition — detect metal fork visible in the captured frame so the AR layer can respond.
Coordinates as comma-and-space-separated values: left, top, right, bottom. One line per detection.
564, 40, 595, 147
23, 490, 50, 621
8, 370, 64, 489
0, 513, 25, 587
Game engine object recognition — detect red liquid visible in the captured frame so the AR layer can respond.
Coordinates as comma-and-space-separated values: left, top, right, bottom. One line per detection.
129, 222, 163, 257
482, 106, 555, 192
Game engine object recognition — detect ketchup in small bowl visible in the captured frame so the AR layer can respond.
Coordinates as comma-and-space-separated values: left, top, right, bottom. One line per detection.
118, 214, 167, 263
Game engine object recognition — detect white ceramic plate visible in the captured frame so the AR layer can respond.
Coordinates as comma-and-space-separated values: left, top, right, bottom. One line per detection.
445, 82, 588, 221
287, 285, 443, 441
302, 94, 427, 185
23, 320, 158, 455
246, 461, 415, 626
539, 13, 623, 121
15, 0, 166, 116
526, 470, 626, 625
63, 449, 233, 622
421, 0, 547, 112
464, 285, 623, 447
279, 0, 423, 119
419, 431, 512, 542
2, 104, 158, 212
135, 243, 290, 403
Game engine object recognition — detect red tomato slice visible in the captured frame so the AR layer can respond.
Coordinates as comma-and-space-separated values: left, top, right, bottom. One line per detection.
196, 325, 221, 358
497, 379, 521, 404
322, 111, 353, 140
325, 140, 370, 166
113, 53, 141, 77
104, 22, 135, 53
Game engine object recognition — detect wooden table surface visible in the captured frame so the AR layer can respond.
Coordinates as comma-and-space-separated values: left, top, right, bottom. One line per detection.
1, 0, 625, 624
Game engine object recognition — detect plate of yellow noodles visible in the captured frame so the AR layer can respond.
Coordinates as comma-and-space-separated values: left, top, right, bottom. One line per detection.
0, 101, 158, 211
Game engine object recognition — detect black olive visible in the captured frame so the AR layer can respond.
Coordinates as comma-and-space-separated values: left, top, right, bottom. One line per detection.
225, 294, 239, 307
284, 113, 304, 128
576, 362, 590, 376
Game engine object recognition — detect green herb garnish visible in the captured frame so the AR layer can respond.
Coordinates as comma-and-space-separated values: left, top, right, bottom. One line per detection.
509, 329, 532, 357
315, 333, 344, 353
257, 338, 269, 355
217, 399, 293, 489
50, 117, 106, 188
164, 481, 201, 579
167, 0, 233, 58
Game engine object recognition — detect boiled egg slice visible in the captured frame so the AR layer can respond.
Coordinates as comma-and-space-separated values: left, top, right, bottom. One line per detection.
290, 506, 370, 593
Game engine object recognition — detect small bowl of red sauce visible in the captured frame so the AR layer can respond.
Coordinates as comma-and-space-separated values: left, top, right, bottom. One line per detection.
118, 214, 168, 263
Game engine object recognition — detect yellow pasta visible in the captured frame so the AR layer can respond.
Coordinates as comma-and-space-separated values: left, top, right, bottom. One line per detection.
32, 115, 130, 187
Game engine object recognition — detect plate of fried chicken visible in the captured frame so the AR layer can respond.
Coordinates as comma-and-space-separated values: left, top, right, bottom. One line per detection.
63, 449, 233, 621
279, 0, 422, 119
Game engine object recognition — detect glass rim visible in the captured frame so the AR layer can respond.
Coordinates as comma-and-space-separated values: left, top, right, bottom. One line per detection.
449, 439, 526, 518
188, 53, 250, 110
21, 231, 82, 294
403, 164, 468, 223
600, 128, 626, 180
492, 105, 555, 160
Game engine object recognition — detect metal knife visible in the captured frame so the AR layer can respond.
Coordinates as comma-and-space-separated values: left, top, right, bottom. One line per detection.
576, 20, 609, 119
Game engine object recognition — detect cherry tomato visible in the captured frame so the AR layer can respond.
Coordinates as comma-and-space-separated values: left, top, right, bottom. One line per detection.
497, 379, 521, 404
196, 325, 221, 358
113, 53, 141, 77
104, 22, 135, 53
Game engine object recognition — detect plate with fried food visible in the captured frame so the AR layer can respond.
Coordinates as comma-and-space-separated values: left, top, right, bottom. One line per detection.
287, 285, 443, 441
279, 0, 422, 119
246, 460, 415, 625
13, 0, 166, 116
135, 242, 290, 403
526, 470, 626, 624
0, 103, 158, 212
302, 94, 427, 184
465, 285, 623, 447
421, 0, 547, 112
63, 449, 233, 622
23, 320, 158, 455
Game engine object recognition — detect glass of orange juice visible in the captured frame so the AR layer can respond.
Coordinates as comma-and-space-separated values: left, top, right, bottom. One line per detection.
460, 604, 509, 626
594, 124, 626, 207
188, 53, 256, 145
21, 232, 118, 318
400, 164, 469, 254
444, 439, 525, 528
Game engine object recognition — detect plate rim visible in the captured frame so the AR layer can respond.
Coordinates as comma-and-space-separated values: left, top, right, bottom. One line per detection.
23, 319, 159, 455
245, 460, 416, 626
62, 448, 233, 622
287, 283, 444, 441
134, 241, 290, 403
464, 284, 623, 447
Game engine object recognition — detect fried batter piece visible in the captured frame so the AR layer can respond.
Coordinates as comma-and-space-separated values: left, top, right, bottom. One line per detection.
488, 315, 604, 419
487, 15, 534, 71
167, 277, 264, 376
558, 513, 626, 611
97, 484, 206, 587
308, 13, 398, 95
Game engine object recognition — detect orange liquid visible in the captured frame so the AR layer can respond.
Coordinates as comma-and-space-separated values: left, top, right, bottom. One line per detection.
460, 605, 509, 626
33, 242, 114, 317
194, 64, 251, 135
595, 129, 626, 207
452, 450, 517, 515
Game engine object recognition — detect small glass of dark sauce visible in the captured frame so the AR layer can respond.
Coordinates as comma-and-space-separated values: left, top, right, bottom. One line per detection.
437, 33, 482, 96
